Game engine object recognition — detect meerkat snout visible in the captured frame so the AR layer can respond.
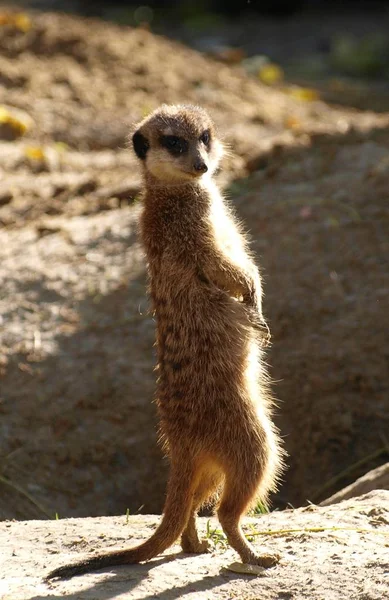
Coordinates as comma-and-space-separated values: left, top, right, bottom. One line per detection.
193, 158, 208, 173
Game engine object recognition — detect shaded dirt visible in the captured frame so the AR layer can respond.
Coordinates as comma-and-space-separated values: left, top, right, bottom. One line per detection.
0, 9, 388, 520
1, 491, 388, 599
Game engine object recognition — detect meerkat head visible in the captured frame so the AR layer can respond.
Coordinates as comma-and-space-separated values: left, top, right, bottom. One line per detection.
132, 104, 223, 184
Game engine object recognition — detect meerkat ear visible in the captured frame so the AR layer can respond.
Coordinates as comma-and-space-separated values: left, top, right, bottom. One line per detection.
132, 130, 149, 160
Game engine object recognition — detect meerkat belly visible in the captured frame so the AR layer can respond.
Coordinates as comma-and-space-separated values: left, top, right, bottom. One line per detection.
153, 283, 265, 438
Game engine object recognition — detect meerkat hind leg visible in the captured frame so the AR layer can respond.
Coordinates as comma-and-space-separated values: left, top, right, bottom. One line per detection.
181, 513, 211, 554
181, 471, 222, 554
218, 473, 280, 567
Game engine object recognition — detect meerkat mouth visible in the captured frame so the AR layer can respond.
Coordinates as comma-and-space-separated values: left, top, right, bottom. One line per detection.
187, 170, 206, 178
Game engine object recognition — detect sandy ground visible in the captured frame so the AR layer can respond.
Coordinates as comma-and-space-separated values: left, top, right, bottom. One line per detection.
1, 490, 388, 600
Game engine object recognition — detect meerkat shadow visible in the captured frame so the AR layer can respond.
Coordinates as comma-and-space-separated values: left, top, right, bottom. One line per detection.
35, 553, 244, 600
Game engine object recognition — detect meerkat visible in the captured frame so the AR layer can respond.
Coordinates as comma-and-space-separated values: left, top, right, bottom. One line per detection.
46, 104, 284, 581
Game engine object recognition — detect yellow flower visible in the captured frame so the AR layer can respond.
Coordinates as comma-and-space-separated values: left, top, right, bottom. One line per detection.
14, 13, 32, 32
0, 106, 28, 136
25, 146, 46, 161
258, 63, 284, 85
287, 86, 319, 102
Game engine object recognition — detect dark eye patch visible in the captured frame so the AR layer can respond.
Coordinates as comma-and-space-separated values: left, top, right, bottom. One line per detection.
160, 135, 188, 155
200, 130, 211, 146
132, 131, 149, 160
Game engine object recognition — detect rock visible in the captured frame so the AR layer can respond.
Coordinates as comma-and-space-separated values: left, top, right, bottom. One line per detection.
321, 463, 389, 506
0, 189, 12, 205
1, 490, 388, 599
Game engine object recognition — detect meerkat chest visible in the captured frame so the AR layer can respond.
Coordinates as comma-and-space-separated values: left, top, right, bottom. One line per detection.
207, 183, 248, 267
142, 193, 204, 252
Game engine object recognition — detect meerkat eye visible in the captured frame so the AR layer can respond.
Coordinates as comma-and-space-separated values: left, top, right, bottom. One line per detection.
200, 130, 210, 146
161, 135, 188, 155
165, 136, 179, 149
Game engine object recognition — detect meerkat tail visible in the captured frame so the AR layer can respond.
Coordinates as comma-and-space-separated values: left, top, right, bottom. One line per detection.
45, 464, 196, 580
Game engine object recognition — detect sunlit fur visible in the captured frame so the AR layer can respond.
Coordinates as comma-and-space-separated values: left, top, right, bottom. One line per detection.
45, 105, 285, 581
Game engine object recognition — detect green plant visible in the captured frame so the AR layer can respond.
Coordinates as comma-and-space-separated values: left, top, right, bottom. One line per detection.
206, 519, 228, 550
251, 499, 270, 515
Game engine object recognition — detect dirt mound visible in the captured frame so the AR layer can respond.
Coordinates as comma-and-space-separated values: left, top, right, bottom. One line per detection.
1, 491, 388, 599
1, 9, 386, 229
0, 9, 388, 519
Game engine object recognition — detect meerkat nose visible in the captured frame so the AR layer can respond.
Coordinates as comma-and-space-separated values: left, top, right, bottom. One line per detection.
193, 160, 208, 173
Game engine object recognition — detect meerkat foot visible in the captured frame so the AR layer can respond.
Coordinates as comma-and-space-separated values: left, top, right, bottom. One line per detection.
181, 534, 211, 554
242, 551, 281, 568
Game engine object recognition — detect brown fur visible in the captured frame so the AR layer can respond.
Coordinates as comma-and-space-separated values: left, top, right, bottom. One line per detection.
45, 104, 284, 581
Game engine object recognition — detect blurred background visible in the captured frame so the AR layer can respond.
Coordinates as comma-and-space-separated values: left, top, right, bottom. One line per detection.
0, 0, 388, 521
9, 0, 389, 113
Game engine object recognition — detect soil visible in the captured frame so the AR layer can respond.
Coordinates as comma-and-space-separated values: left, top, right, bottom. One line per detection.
1, 491, 388, 600
0, 9, 388, 520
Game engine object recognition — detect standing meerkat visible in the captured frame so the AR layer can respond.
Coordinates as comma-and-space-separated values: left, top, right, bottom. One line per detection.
46, 104, 284, 581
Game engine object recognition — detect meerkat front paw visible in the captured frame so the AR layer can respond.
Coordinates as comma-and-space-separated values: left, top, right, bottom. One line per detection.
258, 319, 271, 346
246, 309, 271, 346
